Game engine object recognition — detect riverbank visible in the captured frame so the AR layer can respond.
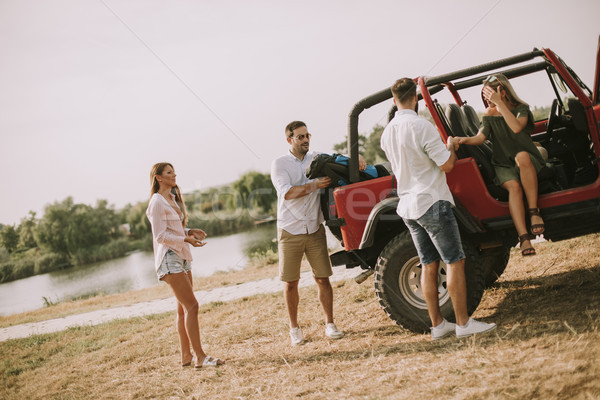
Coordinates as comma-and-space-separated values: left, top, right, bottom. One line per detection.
0, 257, 282, 328
0, 223, 281, 318
0, 264, 362, 342
1, 234, 599, 399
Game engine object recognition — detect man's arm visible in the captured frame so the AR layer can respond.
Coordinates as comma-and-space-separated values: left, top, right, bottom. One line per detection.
439, 137, 458, 173
284, 177, 332, 200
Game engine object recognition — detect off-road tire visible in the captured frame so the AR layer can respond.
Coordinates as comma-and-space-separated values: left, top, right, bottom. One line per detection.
374, 231, 486, 333
481, 246, 511, 287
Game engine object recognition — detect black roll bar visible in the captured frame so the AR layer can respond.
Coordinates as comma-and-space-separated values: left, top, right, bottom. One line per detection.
347, 49, 547, 183
347, 88, 392, 182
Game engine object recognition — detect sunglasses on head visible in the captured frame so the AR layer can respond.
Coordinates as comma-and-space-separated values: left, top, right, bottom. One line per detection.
484, 75, 502, 85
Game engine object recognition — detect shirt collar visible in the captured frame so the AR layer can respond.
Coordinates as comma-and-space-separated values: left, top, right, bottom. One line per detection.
287, 150, 312, 162
395, 109, 417, 117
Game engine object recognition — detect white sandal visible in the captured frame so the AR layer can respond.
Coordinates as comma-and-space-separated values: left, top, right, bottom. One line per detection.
194, 356, 224, 369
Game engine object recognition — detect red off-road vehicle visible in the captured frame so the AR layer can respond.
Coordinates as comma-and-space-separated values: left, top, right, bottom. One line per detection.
323, 38, 600, 332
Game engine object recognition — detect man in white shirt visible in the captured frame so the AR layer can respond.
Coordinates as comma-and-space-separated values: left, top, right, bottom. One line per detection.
270, 120, 345, 345
380, 78, 496, 339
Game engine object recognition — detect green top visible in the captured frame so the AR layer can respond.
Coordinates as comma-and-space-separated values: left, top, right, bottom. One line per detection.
481, 104, 545, 181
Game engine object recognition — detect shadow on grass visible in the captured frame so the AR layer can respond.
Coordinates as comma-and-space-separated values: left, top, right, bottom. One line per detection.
235, 265, 600, 369
489, 264, 600, 334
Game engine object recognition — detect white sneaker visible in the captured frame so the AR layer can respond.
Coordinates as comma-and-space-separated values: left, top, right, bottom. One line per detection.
325, 323, 344, 339
456, 318, 497, 338
289, 327, 304, 345
431, 319, 456, 340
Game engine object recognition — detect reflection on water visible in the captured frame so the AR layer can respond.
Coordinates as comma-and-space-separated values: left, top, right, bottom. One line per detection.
0, 224, 278, 316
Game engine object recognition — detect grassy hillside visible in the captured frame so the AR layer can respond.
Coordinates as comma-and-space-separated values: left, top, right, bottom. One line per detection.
1, 233, 599, 399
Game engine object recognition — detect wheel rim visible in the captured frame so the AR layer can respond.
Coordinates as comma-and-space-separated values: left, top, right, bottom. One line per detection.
397, 256, 450, 309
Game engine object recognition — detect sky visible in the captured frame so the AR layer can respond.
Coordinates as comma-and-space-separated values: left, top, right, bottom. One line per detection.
0, 0, 599, 225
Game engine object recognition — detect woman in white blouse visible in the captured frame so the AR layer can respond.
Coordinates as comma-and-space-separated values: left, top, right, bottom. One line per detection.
146, 162, 224, 369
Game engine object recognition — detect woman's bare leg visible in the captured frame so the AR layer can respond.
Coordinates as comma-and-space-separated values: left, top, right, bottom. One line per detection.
515, 152, 544, 231
502, 179, 534, 252
176, 301, 193, 365
175, 271, 194, 365
162, 272, 207, 364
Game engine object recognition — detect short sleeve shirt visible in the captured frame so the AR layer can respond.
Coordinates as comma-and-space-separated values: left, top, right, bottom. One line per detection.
380, 109, 454, 220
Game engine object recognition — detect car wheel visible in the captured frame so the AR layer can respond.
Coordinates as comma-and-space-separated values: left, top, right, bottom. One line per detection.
374, 231, 486, 333
481, 246, 511, 287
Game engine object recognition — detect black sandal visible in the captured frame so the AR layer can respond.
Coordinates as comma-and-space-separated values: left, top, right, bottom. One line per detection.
519, 234, 536, 256
528, 208, 545, 236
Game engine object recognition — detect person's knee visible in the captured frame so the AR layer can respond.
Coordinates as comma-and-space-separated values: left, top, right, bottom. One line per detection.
284, 280, 299, 292
446, 259, 465, 271
503, 180, 522, 195
314, 278, 332, 292
184, 300, 199, 314
421, 263, 439, 281
515, 151, 532, 167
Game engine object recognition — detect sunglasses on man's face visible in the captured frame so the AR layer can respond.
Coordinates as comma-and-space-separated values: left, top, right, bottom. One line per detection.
289, 133, 311, 141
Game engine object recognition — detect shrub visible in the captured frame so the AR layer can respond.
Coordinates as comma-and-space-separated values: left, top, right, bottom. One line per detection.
187, 211, 256, 237
128, 235, 153, 252
12, 257, 35, 280
71, 238, 130, 265
34, 252, 72, 275
0, 261, 15, 283
0, 246, 9, 263
248, 248, 279, 266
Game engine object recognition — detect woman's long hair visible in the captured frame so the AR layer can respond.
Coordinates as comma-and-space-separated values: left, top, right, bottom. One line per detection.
483, 73, 528, 107
149, 162, 188, 227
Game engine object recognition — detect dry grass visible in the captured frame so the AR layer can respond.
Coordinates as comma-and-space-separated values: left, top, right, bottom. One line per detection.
1, 234, 600, 399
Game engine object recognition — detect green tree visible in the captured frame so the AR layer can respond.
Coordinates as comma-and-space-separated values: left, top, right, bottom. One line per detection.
531, 105, 551, 122
126, 201, 151, 238
18, 211, 38, 250
333, 134, 367, 157
36, 197, 121, 256
232, 171, 277, 212
35, 197, 74, 254
333, 124, 388, 164
0, 225, 19, 254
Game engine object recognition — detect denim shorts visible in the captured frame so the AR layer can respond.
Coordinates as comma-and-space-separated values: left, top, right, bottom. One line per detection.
402, 200, 466, 265
157, 249, 191, 280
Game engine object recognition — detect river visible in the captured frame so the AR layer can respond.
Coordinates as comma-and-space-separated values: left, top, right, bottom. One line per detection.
0, 224, 281, 316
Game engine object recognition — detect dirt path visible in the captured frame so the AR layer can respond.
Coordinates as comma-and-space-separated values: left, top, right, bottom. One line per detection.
0, 266, 362, 342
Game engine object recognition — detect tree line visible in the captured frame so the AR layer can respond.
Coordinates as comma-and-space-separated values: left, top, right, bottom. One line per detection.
0, 171, 277, 284
0, 106, 552, 284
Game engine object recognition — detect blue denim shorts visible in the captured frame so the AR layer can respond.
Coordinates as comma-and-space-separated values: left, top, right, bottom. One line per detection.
157, 249, 191, 280
402, 200, 466, 265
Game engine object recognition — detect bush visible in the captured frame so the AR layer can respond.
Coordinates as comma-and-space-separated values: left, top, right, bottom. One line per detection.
248, 248, 279, 266
0, 261, 15, 283
12, 258, 35, 280
71, 238, 130, 265
34, 252, 72, 275
128, 235, 153, 252
187, 211, 256, 237
0, 246, 9, 263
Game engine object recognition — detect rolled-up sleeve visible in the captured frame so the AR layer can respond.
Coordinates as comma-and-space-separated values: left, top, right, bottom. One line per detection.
421, 121, 451, 167
271, 159, 292, 198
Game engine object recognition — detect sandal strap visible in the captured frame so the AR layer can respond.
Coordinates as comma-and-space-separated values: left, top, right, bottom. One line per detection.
522, 247, 536, 256
528, 208, 541, 217
519, 233, 533, 243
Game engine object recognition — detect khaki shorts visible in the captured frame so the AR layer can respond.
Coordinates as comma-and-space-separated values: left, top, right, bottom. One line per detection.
278, 225, 332, 282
